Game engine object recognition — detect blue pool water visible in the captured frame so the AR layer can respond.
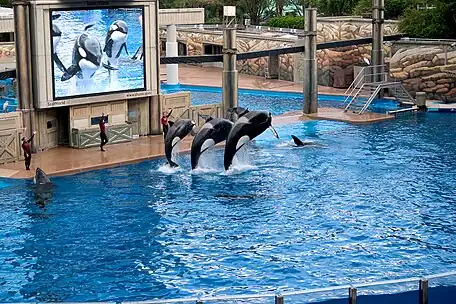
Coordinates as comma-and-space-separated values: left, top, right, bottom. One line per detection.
0, 79, 17, 112
160, 84, 400, 115
1, 111, 456, 302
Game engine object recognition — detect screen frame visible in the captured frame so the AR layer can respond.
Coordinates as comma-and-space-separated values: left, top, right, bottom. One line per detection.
49, 5, 147, 101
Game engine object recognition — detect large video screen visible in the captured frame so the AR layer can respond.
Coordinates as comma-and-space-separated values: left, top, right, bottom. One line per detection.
50, 7, 145, 100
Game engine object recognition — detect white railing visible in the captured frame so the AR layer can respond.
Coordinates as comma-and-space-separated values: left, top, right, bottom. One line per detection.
48, 270, 456, 304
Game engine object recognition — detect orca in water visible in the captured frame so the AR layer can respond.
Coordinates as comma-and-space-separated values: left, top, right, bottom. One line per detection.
34, 167, 51, 185
191, 115, 233, 169
164, 119, 197, 167
291, 135, 306, 146
290, 135, 321, 147
61, 24, 115, 82
32, 168, 53, 208
102, 20, 129, 71
224, 110, 279, 170
226, 107, 249, 123
51, 14, 67, 73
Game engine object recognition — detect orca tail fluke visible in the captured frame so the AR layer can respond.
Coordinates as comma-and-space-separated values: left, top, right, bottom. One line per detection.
168, 160, 179, 168
291, 135, 305, 147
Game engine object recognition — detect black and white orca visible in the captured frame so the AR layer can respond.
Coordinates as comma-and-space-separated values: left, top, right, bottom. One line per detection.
32, 168, 53, 208
224, 110, 279, 170
164, 119, 197, 167
102, 20, 129, 71
34, 168, 51, 185
51, 14, 67, 73
61, 24, 114, 82
191, 115, 233, 169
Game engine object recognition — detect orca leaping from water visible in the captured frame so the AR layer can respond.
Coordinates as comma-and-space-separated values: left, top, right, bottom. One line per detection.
224, 110, 279, 170
191, 114, 233, 169
102, 20, 129, 71
51, 14, 67, 73
164, 119, 197, 167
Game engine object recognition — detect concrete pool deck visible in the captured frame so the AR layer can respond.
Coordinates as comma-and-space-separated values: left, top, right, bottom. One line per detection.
0, 66, 393, 179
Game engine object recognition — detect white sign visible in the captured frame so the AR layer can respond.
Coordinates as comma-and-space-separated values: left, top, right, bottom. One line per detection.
223, 6, 236, 17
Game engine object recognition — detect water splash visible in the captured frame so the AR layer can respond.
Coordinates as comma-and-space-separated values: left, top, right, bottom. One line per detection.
193, 146, 220, 173
157, 163, 182, 174
223, 142, 257, 175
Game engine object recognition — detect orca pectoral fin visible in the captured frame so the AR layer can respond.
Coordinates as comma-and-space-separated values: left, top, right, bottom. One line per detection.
52, 53, 68, 73
269, 126, 279, 139
123, 43, 129, 56
132, 45, 143, 60
291, 135, 305, 147
102, 62, 118, 71
84, 24, 95, 31
168, 121, 174, 127
61, 64, 80, 81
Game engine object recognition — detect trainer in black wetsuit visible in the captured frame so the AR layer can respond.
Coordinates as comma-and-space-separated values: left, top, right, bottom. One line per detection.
22, 131, 36, 170
100, 113, 109, 151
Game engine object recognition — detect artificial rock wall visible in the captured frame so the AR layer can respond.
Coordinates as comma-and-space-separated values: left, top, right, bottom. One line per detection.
389, 45, 456, 102
162, 18, 399, 85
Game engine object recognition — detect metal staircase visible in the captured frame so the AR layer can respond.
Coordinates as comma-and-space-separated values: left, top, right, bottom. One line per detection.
343, 65, 417, 115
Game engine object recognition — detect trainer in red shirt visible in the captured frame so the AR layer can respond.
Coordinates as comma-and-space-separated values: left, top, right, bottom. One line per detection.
161, 109, 173, 139
22, 130, 36, 171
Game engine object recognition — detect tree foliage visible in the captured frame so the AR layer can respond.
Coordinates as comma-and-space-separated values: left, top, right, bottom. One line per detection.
399, 0, 456, 39
266, 15, 305, 28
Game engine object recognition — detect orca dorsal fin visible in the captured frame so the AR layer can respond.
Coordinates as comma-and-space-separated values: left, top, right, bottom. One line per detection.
199, 113, 213, 122
238, 108, 249, 117
291, 135, 305, 147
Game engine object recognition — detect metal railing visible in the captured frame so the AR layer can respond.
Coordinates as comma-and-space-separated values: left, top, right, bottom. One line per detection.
40, 270, 456, 304
343, 64, 416, 114
343, 64, 389, 105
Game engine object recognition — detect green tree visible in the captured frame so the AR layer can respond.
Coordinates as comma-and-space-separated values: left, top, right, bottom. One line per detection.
353, 0, 425, 19
399, 0, 456, 38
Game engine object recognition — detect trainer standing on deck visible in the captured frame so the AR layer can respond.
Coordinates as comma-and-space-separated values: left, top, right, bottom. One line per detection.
100, 112, 109, 151
161, 109, 173, 140
22, 130, 36, 171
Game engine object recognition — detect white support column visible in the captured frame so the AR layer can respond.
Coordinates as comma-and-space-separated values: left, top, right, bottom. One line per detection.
166, 24, 179, 85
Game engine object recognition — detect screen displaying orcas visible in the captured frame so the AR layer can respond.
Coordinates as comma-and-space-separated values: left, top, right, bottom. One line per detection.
51, 8, 145, 99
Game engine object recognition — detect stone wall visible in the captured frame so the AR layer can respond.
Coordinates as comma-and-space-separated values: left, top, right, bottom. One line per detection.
389, 44, 456, 102
161, 18, 399, 84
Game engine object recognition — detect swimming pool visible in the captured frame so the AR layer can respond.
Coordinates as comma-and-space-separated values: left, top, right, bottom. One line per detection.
1, 111, 456, 303
160, 84, 400, 116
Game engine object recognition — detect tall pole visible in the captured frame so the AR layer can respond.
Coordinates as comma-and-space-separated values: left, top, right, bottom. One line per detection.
166, 24, 179, 85
13, 0, 34, 142
222, 6, 238, 115
371, 0, 385, 83
303, 8, 318, 114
